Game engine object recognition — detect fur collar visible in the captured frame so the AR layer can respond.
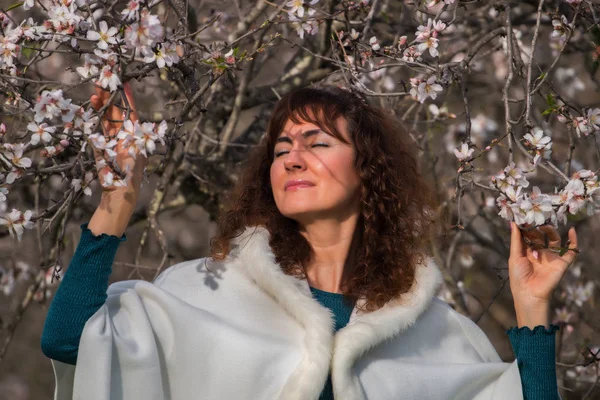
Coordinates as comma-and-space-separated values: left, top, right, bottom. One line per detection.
231, 226, 443, 400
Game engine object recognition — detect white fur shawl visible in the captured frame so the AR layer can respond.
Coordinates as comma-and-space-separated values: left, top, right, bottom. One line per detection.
50, 226, 523, 400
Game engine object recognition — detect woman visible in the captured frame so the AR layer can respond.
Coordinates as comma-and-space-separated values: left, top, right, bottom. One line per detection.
41, 85, 577, 400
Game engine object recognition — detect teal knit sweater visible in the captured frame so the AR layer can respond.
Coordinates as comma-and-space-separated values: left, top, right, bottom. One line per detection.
41, 223, 560, 399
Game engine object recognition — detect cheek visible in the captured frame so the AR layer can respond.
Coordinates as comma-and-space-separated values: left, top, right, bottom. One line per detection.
269, 160, 282, 190
324, 150, 360, 192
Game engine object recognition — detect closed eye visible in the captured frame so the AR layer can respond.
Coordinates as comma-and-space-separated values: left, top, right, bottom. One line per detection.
274, 143, 329, 157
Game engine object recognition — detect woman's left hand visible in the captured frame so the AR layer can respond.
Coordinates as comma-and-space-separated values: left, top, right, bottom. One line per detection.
508, 222, 578, 328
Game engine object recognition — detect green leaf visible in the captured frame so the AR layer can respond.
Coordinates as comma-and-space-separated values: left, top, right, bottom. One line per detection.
546, 94, 556, 107
6, 2, 24, 11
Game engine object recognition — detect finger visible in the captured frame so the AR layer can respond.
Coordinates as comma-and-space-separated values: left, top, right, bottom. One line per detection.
562, 227, 578, 265
510, 222, 526, 259
122, 82, 138, 122
526, 247, 539, 264
94, 84, 110, 102
90, 95, 102, 111
538, 225, 561, 247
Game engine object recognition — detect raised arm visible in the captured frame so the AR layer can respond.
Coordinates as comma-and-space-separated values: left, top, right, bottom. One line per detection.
41, 83, 145, 364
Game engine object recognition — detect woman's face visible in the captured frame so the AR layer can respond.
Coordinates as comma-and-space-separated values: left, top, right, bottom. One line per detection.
270, 117, 361, 224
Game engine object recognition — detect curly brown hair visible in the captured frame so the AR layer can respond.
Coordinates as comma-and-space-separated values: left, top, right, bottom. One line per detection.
210, 85, 435, 312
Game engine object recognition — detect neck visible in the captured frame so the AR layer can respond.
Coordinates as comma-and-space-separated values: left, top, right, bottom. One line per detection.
300, 213, 361, 294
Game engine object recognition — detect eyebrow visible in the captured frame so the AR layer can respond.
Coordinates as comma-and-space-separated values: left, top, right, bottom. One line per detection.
276, 129, 322, 144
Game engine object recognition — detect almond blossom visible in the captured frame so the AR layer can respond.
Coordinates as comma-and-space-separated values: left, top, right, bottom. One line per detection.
565, 282, 594, 307
492, 162, 530, 190
2, 143, 32, 169
142, 41, 181, 68
102, 169, 130, 188
402, 46, 421, 62
587, 108, 600, 130
33, 89, 64, 123
76, 54, 100, 78
86, 21, 120, 50
89, 133, 118, 159
288, 9, 319, 39
409, 76, 443, 103
121, 0, 141, 21
0, 174, 8, 203
526, 187, 555, 225
369, 36, 380, 51
453, 143, 474, 161
523, 128, 552, 165
551, 15, 569, 43
135, 121, 165, 157
27, 122, 55, 145
286, 0, 319, 18
98, 65, 121, 92
0, 209, 34, 241
573, 116, 593, 137
124, 9, 164, 50
71, 171, 94, 196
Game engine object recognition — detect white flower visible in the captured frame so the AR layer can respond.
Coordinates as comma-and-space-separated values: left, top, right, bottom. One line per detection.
587, 108, 600, 130
432, 20, 446, 32
402, 46, 421, 62
33, 89, 64, 122
71, 171, 93, 196
369, 36, 380, 51
117, 119, 142, 158
89, 133, 118, 159
3, 143, 32, 169
453, 143, 474, 161
417, 36, 439, 57
497, 194, 513, 221
410, 76, 443, 103
504, 185, 522, 202
0, 209, 34, 241
124, 9, 164, 50
551, 15, 569, 42
565, 282, 594, 307
573, 116, 593, 137
494, 162, 530, 190
286, 0, 318, 18
0, 41, 20, 65
76, 54, 100, 78
135, 121, 164, 157
23, 0, 34, 10
97, 65, 121, 92
416, 19, 433, 41
288, 9, 319, 39
86, 20, 119, 50
121, 0, 140, 21
524, 128, 552, 150
142, 42, 180, 68
102, 169, 129, 188
27, 122, 55, 145
526, 187, 554, 226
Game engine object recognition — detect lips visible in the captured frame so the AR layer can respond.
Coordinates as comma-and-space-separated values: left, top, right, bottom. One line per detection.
285, 179, 315, 191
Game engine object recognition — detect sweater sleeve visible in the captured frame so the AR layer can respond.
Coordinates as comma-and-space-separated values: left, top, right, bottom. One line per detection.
506, 324, 561, 400
41, 222, 126, 365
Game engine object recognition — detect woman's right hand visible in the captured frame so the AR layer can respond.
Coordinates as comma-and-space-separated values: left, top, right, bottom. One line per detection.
90, 82, 146, 198
87, 83, 146, 237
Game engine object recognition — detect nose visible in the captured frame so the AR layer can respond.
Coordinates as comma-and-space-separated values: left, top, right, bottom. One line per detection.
283, 148, 307, 172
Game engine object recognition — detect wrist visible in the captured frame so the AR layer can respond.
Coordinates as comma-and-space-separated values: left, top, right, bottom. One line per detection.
89, 191, 137, 237
514, 299, 550, 329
